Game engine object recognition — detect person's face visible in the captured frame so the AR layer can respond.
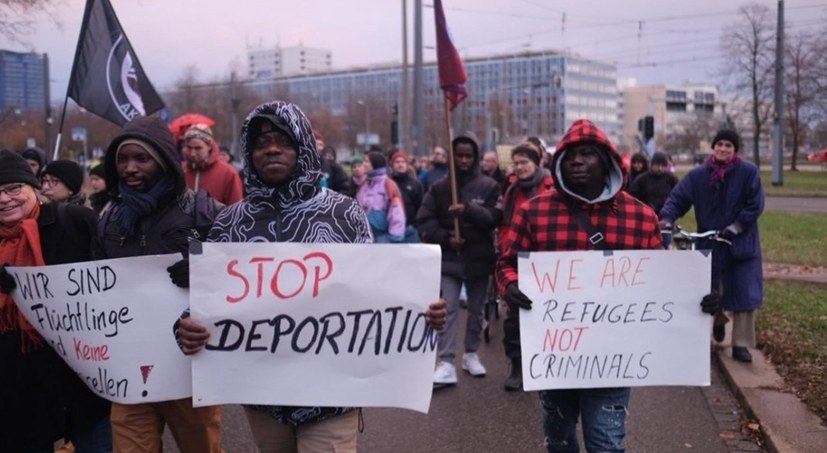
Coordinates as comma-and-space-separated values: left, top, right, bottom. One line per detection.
392, 156, 408, 175
512, 154, 538, 180
321, 149, 335, 161
116, 144, 165, 193
315, 138, 325, 153
651, 163, 666, 175
90, 175, 106, 193
0, 183, 38, 226
219, 150, 232, 163
185, 138, 211, 165
454, 144, 475, 172
25, 159, 40, 175
713, 140, 736, 162
352, 162, 366, 178
631, 160, 644, 172
41, 175, 73, 202
431, 147, 447, 164
482, 152, 499, 173
561, 144, 607, 195
251, 128, 298, 187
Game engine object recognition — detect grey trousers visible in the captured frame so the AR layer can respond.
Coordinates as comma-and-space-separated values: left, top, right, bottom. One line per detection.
438, 274, 488, 362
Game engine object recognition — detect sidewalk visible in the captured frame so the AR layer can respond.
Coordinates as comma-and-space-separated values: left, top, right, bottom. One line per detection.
714, 263, 827, 453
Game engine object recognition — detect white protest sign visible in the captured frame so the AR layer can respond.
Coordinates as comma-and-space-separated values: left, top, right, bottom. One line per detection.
518, 249, 712, 391
189, 242, 441, 413
9, 254, 192, 403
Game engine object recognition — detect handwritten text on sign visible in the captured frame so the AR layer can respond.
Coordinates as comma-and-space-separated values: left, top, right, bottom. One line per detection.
9, 254, 192, 403
189, 243, 441, 413
518, 250, 712, 391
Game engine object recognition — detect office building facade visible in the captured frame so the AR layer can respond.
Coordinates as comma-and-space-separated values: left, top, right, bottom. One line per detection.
0, 50, 48, 111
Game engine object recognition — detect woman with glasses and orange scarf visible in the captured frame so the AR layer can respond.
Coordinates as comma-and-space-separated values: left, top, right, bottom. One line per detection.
0, 150, 112, 452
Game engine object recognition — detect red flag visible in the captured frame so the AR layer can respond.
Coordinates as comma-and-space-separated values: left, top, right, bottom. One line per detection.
434, 0, 468, 110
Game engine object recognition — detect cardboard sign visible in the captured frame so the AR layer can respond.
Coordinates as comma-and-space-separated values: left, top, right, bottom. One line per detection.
189, 243, 441, 413
9, 254, 192, 403
518, 250, 712, 391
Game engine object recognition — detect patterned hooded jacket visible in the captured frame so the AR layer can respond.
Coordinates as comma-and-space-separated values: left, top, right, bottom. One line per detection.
496, 119, 662, 294
207, 101, 371, 426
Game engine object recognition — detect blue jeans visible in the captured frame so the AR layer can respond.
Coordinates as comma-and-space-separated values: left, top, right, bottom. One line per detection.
71, 416, 113, 453
540, 387, 631, 453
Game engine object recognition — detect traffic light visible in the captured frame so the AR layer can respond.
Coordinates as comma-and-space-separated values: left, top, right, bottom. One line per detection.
643, 116, 654, 141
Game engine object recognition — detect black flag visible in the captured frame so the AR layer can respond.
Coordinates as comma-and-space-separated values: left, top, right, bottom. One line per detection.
67, 0, 164, 126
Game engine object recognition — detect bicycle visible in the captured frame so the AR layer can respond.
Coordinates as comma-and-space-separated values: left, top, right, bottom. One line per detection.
661, 225, 732, 250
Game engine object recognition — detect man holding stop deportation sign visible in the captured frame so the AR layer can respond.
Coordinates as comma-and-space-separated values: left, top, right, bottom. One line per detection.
177, 101, 446, 453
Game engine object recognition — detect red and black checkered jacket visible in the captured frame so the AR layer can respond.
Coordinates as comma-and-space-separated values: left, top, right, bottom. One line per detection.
495, 119, 663, 294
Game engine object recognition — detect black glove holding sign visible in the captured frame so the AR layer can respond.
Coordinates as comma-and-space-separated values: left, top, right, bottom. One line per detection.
167, 258, 190, 288
0, 263, 17, 294
505, 282, 533, 310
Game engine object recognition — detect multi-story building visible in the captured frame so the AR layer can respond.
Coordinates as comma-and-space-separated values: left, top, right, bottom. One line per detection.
247, 45, 332, 79
622, 81, 725, 156
242, 49, 619, 155
0, 50, 48, 111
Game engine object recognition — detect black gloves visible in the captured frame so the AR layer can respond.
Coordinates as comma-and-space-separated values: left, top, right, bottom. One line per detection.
0, 264, 16, 294
700, 292, 720, 315
719, 224, 739, 242
167, 258, 190, 288
505, 283, 533, 310
658, 220, 673, 232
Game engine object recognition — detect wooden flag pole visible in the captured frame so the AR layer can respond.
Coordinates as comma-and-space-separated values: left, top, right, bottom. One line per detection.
442, 97, 461, 241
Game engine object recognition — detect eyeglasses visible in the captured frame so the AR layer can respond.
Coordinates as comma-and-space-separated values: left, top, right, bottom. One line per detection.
0, 183, 24, 197
41, 177, 64, 187
253, 131, 295, 151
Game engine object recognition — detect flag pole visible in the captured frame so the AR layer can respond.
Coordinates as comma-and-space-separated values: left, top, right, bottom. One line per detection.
442, 98, 461, 240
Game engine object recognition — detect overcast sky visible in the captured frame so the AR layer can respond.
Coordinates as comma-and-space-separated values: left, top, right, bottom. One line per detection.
5, 0, 825, 101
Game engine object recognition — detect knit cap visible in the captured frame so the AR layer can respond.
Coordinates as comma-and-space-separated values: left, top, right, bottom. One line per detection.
41, 159, 84, 194
0, 149, 41, 189
711, 129, 740, 152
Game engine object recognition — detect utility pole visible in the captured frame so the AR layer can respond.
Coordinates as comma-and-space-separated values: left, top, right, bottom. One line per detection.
771, 0, 784, 186
230, 71, 241, 161
413, 0, 425, 157
401, 0, 411, 154
43, 53, 53, 153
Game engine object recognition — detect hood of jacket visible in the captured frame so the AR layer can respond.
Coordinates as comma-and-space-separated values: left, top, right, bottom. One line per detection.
551, 119, 625, 203
241, 101, 323, 208
104, 115, 186, 197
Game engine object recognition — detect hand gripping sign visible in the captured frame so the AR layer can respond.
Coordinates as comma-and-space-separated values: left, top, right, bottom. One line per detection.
9, 254, 192, 403
189, 242, 441, 413
518, 249, 712, 391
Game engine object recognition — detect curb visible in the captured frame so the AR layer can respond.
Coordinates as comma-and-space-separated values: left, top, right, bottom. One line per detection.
714, 325, 827, 453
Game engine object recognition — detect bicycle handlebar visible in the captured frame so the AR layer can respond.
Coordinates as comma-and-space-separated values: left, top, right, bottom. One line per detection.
663, 226, 733, 246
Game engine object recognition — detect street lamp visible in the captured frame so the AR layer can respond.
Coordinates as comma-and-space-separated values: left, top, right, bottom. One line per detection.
356, 100, 370, 151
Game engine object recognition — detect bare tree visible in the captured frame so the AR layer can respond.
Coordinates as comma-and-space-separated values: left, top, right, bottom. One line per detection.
720, 3, 775, 165
664, 112, 719, 157
0, 0, 59, 45
783, 30, 823, 171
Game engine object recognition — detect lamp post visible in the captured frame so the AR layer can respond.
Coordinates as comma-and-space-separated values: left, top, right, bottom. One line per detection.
356, 100, 370, 151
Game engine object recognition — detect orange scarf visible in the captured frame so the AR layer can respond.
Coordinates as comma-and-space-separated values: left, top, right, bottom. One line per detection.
0, 202, 45, 352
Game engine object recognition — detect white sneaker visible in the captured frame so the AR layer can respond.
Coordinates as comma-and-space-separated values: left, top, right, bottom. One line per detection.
462, 352, 487, 377
433, 361, 458, 386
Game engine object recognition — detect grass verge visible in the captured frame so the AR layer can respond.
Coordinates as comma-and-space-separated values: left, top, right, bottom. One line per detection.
760, 170, 827, 197
757, 281, 827, 423
759, 212, 827, 267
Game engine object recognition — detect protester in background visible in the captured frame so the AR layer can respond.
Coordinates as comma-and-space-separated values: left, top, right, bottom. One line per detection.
88, 163, 112, 213
181, 123, 243, 205
176, 100, 446, 453
421, 146, 449, 191
343, 155, 366, 198
0, 150, 112, 452
628, 152, 649, 186
390, 150, 424, 242
481, 150, 506, 191
21, 147, 47, 176
313, 130, 351, 195
357, 151, 407, 243
415, 155, 431, 183
496, 119, 718, 452
628, 152, 678, 215
40, 159, 87, 206
659, 129, 764, 363
418, 134, 501, 386
497, 141, 553, 391
99, 116, 223, 453
321, 146, 337, 162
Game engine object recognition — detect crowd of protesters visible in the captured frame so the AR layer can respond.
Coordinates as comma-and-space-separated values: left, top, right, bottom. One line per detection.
0, 97, 763, 452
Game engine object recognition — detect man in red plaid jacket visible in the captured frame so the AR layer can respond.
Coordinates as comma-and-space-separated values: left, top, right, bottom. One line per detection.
496, 119, 719, 452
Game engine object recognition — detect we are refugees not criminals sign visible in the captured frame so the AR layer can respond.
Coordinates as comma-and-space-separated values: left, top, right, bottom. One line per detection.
8, 254, 191, 404
189, 243, 441, 413
518, 250, 712, 391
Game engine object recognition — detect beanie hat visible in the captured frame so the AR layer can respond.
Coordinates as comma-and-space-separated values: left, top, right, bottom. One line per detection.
183, 123, 214, 145
41, 159, 85, 194
711, 129, 740, 152
367, 151, 387, 169
511, 141, 542, 166
651, 152, 669, 167
89, 163, 106, 179
20, 147, 46, 169
390, 151, 409, 165
351, 155, 364, 166
0, 149, 41, 189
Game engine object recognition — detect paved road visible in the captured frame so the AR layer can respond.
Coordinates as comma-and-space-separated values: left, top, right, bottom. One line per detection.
765, 196, 827, 214
163, 308, 751, 452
